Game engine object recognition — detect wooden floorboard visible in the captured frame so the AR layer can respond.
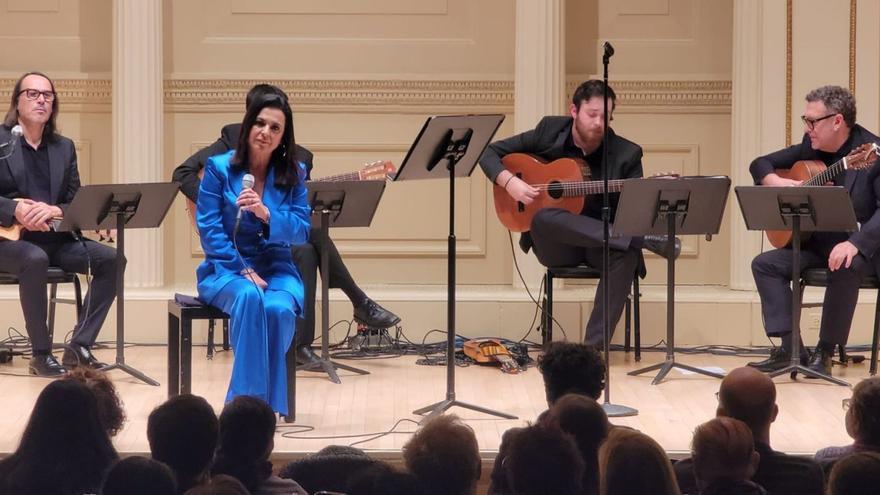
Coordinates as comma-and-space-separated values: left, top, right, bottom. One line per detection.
0, 345, 868, 457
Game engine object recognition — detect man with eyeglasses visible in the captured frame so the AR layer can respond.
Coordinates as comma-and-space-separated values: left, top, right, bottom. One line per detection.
748, 85, 880, 377
0, 72, 123, 377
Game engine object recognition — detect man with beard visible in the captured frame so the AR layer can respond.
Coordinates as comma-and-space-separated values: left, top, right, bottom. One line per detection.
478, 80, 644, 347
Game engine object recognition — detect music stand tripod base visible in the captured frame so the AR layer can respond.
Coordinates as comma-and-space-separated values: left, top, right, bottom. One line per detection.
628, 359, 724, 386
413, 398, 518, 422
768, 363, 849, 386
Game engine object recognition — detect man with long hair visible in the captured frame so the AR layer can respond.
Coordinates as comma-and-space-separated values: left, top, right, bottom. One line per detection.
0, 72, 123, 376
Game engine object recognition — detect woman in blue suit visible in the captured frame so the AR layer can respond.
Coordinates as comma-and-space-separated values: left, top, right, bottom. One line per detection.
196, 93, 310, 415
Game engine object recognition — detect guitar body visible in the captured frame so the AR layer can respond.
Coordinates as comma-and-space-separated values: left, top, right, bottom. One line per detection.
463, 338, 522, 374
765, 160, 827, 248
494, 154, 585, 232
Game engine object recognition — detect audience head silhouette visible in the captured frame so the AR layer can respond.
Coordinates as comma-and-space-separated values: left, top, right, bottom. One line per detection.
827, 451, 880, 495
538, 341, 605, 404
692, 417, 760, 491
544, 394, 610, 495
598, 427, 680, 495
102, 456, 177, 495
403, 413, 480, 495
212, 395, 277, 492
505, 424, 585, 495
147, 394, 219, 493
184, 474, 250, 495
0, 379, 117, 495
717, 366, 777, 443
63, 367, 126, 437
846, 376, 880, 446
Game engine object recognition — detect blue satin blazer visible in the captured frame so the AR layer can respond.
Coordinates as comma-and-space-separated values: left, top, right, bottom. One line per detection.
196, 150, 311, 309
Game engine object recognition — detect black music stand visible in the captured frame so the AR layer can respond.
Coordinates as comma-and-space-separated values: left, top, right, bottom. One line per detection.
616, 176, 730, 384
395, 114, 514, 421
57, 182, 179, 386
735, 185, 855, 387
304, 180, 386, 384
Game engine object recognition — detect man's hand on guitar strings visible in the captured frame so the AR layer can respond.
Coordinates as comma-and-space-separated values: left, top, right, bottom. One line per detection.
505, 175, 539, 205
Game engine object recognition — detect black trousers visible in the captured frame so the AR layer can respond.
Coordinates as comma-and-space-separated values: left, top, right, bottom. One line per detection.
752, 233, 874, 345
291, 228, 366, 347
0, 234, 123, 353
530, 208, 640, 347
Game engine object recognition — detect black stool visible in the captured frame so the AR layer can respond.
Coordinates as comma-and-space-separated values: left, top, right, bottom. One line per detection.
541, 267, 641, 360
0, 267, 83, 346
800, 268, 880, 375
167, 296, 298, 422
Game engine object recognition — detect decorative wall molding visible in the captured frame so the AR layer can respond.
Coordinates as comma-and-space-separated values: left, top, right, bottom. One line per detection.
0, 78, 733, 112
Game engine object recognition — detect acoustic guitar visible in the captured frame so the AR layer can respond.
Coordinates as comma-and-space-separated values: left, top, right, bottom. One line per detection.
493, 153, 677, 232
463, 338, 522, 374
185, 160, 396, 229
765, 142, 880, 248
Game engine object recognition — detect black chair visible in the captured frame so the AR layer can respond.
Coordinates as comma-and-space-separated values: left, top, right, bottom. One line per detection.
541, 267, 641, 360
167, 296, 297, 422
800, 268, 880, 376
0, 267, 83, 346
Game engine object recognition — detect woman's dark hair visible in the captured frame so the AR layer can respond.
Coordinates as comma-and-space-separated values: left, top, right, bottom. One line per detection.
232, 92, 302, 190
0, 380, 118, 494
828, 451, 880, 495
543, 394, 610, 495
211, 395, 277, 491
63, 367, 126, 436
4, 71, 60, 140
102, 456, 177, 495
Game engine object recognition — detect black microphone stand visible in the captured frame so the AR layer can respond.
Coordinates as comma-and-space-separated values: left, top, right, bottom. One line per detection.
599, 42, 638, 417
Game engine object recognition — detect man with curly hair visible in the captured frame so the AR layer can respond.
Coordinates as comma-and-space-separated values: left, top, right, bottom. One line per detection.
538, 341, 606, 404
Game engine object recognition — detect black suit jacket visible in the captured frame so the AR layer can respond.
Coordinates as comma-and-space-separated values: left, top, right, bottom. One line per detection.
749, 125, 880, 258
172, 123, 315, 203
0, 126, 80, 227
479, 115, 643, 252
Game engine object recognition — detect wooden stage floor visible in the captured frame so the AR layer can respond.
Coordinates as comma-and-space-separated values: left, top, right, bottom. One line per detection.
0, 345, 869, 457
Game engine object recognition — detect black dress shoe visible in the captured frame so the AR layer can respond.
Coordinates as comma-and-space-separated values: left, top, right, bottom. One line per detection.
62, 344, 108, 370
28, 354, 68, 377
295, 345, 322, 367
353, 299, 401, 328
746, 347, 808, 373
643, 235, 682, 260
806, 347, 833, 376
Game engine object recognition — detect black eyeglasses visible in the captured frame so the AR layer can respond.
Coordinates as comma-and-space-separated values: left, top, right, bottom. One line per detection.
801, 113, 837, 130
19, 89, 56, 102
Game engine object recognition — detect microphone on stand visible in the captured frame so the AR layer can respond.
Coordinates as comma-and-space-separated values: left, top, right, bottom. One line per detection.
603, 42, 615, 61
233, 173, 255, 236
0, 125, 23, 159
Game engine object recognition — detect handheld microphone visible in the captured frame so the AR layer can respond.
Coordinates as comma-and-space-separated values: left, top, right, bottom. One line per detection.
233, 173, 255, 236
603, 41, 615, 60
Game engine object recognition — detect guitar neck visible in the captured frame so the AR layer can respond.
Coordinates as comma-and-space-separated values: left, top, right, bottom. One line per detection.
554, 179, 627, 197
315, 171, 361, 182
802, 156, 849, 186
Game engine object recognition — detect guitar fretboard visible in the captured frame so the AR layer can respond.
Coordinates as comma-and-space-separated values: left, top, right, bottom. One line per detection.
538, 179, 628, 197
802, 156, 849, 186
316, 171, 361, 182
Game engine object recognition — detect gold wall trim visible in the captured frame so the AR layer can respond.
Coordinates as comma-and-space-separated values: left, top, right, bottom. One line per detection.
786, 0, 792, 144
0, 78, 732, 112
849, 0, 857, 94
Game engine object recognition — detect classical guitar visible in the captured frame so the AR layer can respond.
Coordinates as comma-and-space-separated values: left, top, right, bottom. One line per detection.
493, 153, 677, 232
0, 199, 63, 241
185, 160, 396, 229
765, 142, 880, 248
463, 338, 522, 374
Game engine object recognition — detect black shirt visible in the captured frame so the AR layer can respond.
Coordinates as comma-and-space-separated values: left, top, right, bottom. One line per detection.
20, 136, 51, 203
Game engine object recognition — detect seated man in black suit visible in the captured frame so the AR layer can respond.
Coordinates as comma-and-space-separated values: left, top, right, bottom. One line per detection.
674, 366, 824, 495
0, 72, 123, 376
173, 84, 399, 367
747, 85, 880, 376
479, 80, 644, 347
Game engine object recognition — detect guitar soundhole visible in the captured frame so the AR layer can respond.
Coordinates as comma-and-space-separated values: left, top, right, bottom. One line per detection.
547, 181, 564, 199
